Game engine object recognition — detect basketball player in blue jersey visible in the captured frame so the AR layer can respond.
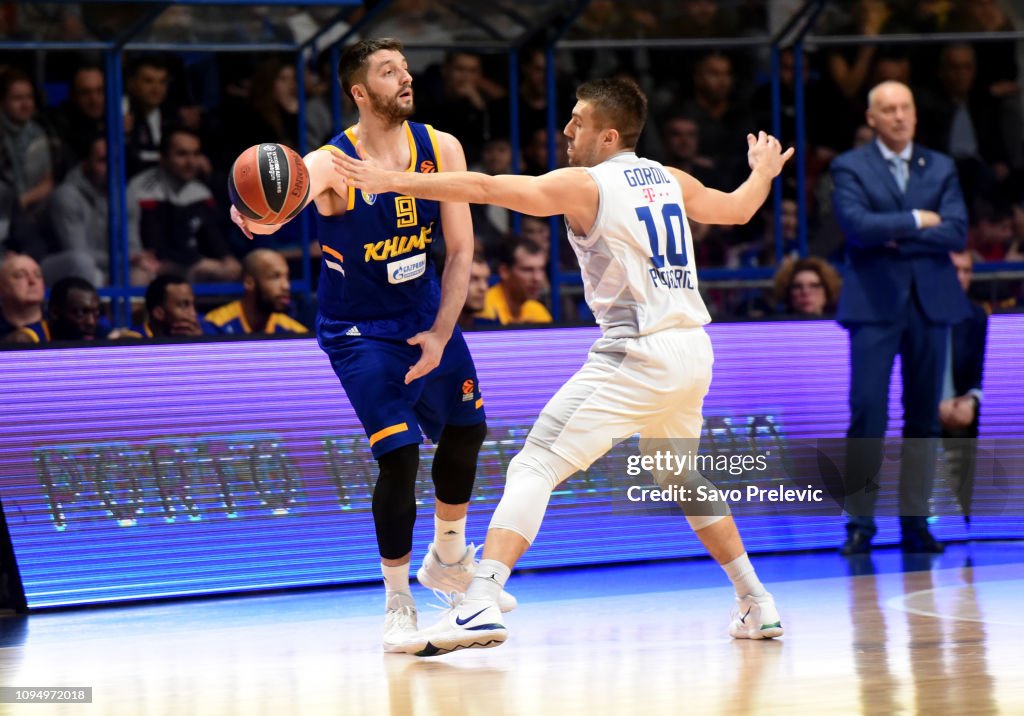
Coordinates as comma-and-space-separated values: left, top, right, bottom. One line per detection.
230, 38, 513, 652
205, 250, 307, 335
123, 275, 219, 338
337, 77, 794, 655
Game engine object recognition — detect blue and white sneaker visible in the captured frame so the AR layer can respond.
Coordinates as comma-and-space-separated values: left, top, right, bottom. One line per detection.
417, 543, 517, 612
414, 593, 508, 657
383, 592, 426, 654
729, 592, 783, 640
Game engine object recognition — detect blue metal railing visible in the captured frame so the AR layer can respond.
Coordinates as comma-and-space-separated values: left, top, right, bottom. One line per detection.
103, 50, 127, 325
508, 46, 520, 230
768, 0, 827, 263
790, 0, 831, 261
541, 0, 590, 321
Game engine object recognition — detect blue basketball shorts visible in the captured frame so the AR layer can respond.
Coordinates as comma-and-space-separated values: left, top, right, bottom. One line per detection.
317, 318, 486, 458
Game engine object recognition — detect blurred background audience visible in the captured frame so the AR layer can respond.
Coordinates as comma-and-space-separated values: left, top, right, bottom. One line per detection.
1, 0, 1023, 339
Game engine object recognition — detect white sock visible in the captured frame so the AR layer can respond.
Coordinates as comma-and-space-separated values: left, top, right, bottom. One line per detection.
465, 558, 510, 603
434, 515, 467, 564
381, 561, 410, 599
722, 554, 767, 598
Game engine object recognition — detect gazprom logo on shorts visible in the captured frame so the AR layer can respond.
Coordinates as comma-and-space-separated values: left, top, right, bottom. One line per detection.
387, 254, 427, 284
361, 190, 377, 206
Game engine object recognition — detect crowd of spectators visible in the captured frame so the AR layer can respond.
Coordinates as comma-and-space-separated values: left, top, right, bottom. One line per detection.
0, 0, 1022, 337
0, 248, 306, 343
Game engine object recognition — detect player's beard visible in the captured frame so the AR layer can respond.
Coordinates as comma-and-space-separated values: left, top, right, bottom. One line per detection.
566, 139, 593, 168
257, 289, 282, 315
368, 87, 414, 125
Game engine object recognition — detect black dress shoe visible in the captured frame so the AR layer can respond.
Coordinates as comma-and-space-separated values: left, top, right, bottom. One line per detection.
840, 529, 873, 556
900, 529, 944, 554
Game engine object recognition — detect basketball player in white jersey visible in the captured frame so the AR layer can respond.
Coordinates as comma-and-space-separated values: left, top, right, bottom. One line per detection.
336, 78, 794, 655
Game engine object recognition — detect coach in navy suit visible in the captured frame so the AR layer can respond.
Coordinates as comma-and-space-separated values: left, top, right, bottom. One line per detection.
831, 81, 970, 555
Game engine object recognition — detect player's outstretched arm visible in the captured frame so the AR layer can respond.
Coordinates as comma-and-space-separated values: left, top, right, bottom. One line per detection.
335, 147, 596, 221
230, 148, 348, 239
669, 131, 794, 226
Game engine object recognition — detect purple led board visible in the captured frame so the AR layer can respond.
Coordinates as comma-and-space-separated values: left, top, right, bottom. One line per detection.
0, 317, 1021, 608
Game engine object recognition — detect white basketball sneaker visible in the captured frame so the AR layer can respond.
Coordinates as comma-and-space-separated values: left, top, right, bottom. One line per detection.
729, 592, 784, 640
415, 593, 508, 657
416, 543, 517, 612
383, 592, 425, 654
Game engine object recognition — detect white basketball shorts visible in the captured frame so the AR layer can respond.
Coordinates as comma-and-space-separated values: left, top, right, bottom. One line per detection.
526, 326, 714, 471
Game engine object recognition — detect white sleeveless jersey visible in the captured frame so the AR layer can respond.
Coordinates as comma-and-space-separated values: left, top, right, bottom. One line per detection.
567, 152, 712, 338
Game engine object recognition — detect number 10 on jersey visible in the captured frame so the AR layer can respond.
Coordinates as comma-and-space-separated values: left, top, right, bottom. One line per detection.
635, 203, 688, 269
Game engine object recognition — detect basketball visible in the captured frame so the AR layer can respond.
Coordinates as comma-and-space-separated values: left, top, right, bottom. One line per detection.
227, 143, 310, 225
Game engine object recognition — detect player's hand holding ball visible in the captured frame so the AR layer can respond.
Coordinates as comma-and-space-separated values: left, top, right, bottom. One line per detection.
228, 143, 310, 239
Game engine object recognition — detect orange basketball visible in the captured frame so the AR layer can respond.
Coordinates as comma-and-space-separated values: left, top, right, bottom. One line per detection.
227, 143, 310, 225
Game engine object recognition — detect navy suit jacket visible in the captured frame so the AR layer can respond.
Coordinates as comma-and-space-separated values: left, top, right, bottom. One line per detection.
831, 142, 970, 324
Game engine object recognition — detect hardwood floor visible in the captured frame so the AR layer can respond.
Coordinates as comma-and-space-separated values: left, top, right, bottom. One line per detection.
1, 543, 1022, 715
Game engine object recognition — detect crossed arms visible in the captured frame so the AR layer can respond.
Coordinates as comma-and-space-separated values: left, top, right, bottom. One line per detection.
831, 158, 968, 255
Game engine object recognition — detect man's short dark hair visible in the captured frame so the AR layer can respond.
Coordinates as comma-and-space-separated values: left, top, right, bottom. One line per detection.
241, 248, 284, 282
576, 77, 648, 149
49, 276, 97, 312
338, 38, 404, 103
0, 68, 33, 100
159, 126, 200, 156
443, 50, 479, 68
71, 63, 103, 85
695, 51, 731, 72
127, 55, 169, 79
145, 274, 189, 313
499, 238, 545, 269
661, 114, 697, 131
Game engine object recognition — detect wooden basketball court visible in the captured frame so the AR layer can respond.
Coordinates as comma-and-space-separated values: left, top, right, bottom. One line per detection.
2, 542, 1022, 715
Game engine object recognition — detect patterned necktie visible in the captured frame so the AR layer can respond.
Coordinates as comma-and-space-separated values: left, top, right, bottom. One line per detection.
890, 156, 908, 193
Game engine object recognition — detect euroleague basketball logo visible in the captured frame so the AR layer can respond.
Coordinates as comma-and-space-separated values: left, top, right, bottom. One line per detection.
461, 379, 475, 401
420, 160, 436, 174
262, 144, 283, 193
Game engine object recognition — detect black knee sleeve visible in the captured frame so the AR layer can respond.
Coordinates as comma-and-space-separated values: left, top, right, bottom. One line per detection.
372, 444, 419, 560
432, 422, 486, 505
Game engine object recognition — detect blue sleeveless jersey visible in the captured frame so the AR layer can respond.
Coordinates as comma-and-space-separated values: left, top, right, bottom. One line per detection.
316, 121, 444, 339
